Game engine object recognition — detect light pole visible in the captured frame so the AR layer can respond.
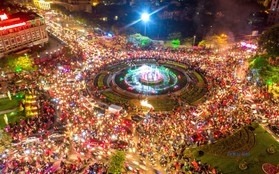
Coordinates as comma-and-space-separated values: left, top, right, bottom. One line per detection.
193, 35, 196, 46
141, 13, 149, 36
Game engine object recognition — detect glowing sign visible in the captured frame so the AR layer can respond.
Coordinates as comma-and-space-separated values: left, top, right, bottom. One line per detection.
0, 22, 26, 31
0, 13, 8, 21
241, 42, 257, 49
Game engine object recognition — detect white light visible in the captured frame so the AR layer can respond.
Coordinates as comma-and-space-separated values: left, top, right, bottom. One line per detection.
24, 149, 31, 154
111, 134, 117, 140
82, 131, 86, 136
141, 100, 153, 109
74, 135, 79, 141
141, 13, 149, 22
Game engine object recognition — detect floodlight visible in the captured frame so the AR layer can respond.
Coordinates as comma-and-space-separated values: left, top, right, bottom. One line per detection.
141, 13, 149, 22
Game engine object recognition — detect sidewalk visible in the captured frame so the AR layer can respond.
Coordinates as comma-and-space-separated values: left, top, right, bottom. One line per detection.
0, 108, 17, 115
260, 124, 279, 142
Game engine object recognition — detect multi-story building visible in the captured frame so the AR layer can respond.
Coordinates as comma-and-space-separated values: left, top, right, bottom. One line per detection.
54, 0, 92, 13
267, 0, 279, 25
0, 12, 48, 58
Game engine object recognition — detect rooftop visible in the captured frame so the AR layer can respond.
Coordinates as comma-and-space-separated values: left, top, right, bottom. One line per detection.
10, 12, 41, 21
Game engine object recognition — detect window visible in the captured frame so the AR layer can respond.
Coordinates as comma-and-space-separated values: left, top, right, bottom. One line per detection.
27, 33, 31, 41
11, 38, 15, 45
0, 40, 3, 49
32, 31, 36, 40
16, 36, 21, 44
22, 34, 26, 42
4, 39, 9, 47
36, 30, 41, 38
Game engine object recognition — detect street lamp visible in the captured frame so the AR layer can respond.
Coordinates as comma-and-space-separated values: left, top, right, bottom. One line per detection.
193, 35, 196, 46
141, 13, 149, 36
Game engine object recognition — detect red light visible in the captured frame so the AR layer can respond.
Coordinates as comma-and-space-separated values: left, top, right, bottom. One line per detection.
0, 22, 26, 31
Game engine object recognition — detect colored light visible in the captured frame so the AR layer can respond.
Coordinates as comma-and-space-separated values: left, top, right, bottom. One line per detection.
122, 64, 178, 95
0, 22, 27, 31
267, 80, 272, 85
15, 66, 22, 72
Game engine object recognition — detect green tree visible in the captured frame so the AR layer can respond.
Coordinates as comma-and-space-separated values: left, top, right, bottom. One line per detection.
127, 33, 153, 48
249, 56, 268, 70
6, 54, 36, 72
250, 56, 279, 84
171, 39, 180, 48
258, 24, 279, 56
108, 150, 125, 173
198, 40, 207, 47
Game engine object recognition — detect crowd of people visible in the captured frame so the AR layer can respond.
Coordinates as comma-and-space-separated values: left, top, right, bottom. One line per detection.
7, 99, 55, 142
0, 8, 278, 174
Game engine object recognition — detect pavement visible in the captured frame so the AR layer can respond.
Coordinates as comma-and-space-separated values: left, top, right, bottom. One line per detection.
36, 35, 65, 59
260, 124, 279, 142
0, 108, 17, 115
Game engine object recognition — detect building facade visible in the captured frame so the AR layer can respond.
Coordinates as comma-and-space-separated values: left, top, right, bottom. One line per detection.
54, 0, 92, 13
268, 0, 279, 25
0, 12, 48, 58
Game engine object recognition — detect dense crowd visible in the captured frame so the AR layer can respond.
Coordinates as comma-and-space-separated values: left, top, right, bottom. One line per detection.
0, 9, 278, 174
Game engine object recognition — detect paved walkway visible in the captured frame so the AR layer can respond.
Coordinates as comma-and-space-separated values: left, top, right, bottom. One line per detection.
260, 124, 279, 142
0, 108, 17, 115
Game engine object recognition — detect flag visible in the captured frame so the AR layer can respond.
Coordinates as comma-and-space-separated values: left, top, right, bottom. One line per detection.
4, 114, 8, 125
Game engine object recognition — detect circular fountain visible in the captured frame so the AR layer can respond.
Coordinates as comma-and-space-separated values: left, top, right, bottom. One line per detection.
92, 59, 207, 108
112, 63, 187, 97
139, 65, 164, 85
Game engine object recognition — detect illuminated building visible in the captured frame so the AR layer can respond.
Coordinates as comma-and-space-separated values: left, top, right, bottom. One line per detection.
33, 0, 51, 10
268, 0, 279, 25
55, 0, 92, 13
0, 12, 48, 58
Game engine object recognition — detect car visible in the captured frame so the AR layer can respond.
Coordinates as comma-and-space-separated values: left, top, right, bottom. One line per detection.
11, 140, 21, 146
48, 132, 65, 141
123, 119, 133, 127
131, 115, 144, 123
191, 133, 204, 142
23, 137, 40, 144
111, 140, 128, 149
87, 138, 100, 147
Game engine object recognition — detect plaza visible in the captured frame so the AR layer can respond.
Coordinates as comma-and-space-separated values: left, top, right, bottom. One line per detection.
0, 1, 278, 174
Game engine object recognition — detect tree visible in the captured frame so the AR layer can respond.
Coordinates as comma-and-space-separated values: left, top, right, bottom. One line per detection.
205, 34, 228, 48
91, 0, 101, 6
249, 56, 268, 70
108, 150, 125, 173
258, 24, 279, 56
257, 0, 271, 8
198, 40, 207, 47
127, 33, 153, 48
250, 56, 279, 85
6, 54, 36, 72
171, 39, 180, 48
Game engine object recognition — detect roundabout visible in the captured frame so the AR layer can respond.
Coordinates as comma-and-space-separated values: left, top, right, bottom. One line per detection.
93, 59, 208, 110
